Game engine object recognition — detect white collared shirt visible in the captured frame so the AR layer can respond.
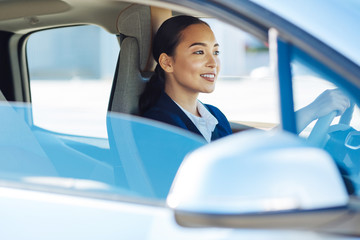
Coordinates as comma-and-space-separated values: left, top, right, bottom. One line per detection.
174, 100, 218, 142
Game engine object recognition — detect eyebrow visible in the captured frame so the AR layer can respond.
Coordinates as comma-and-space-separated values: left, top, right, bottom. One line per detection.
189, 42, 219, 48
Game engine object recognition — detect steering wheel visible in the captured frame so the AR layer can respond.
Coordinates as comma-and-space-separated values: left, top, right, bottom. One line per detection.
307, 102, 355, 147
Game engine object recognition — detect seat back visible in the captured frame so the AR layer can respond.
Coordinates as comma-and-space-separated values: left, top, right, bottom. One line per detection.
108, 5, 171, 115
106, 5, 173, 195
108, 4, 151, 115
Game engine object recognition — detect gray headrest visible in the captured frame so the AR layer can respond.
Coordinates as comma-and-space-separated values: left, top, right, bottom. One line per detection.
117, 5, 151, 71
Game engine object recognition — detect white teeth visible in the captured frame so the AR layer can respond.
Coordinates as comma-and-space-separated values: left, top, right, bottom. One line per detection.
201, 74, 215, 78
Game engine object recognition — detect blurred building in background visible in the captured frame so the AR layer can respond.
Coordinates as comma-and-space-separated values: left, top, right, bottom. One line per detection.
27, 25, 119, 80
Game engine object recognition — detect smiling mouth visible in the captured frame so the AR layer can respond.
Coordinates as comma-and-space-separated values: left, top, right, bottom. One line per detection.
200, 73, 216, 81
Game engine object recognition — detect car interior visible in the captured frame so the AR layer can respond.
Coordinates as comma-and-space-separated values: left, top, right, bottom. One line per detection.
0, 1, 261, 130
0, 1, 201, 103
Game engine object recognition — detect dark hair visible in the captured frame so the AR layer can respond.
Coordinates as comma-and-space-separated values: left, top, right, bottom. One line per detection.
138, 15, 209, 115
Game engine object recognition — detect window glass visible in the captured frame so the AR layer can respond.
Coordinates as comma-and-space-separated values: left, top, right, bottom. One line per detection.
0, 103, 205, 202
292, 54, 360, 196
199, 19, 279, 129
27, 25, 119, 138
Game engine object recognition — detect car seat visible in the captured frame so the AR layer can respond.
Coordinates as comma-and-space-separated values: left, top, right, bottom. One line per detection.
108, 4, 171, 115
106, 5, 177, 197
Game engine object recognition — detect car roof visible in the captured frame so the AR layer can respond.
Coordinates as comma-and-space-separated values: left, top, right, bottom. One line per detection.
251, 0, 360, 66
1, 0, 357, 65
0, 0, 204, 34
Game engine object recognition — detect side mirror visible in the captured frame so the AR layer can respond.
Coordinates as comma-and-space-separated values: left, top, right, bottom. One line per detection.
167, 130, 348, 229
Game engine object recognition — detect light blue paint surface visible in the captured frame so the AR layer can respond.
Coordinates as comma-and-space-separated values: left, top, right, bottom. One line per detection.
251, 0, 360, 65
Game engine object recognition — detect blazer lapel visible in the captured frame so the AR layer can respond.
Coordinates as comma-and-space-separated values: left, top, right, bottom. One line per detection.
211, 126, 220, 141
158, 92, 203, 137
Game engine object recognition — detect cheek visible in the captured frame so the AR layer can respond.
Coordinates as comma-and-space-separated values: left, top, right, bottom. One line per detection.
182, 58, 203, 73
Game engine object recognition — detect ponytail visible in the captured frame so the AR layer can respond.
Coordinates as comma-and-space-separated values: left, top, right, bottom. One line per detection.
138, 64, 165, 115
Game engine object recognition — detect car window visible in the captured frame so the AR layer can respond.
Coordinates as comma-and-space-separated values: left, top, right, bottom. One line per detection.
0, 102, 205, 202
291, 50, 360, 196
26, 25, 119, 138
199, 19, 279, 130
293, 62, 360, 137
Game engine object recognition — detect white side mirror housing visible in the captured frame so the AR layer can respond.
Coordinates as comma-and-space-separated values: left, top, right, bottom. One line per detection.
167, 130, 348, 228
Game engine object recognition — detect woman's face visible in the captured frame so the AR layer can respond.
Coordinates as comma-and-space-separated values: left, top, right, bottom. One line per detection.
163, 23, 220, 96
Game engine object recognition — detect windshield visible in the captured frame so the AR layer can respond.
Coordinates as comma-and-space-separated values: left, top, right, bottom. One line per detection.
0, 102, 205, 203
289, 45, 360, 197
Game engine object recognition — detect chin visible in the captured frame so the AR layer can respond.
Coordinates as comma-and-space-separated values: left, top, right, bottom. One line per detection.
201, 88, 215, 94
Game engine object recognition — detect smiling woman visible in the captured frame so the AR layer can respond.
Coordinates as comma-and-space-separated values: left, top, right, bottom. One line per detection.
139, 15, 232, 142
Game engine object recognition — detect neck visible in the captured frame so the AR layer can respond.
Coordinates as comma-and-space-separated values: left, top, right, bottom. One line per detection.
165, 85, 199, 116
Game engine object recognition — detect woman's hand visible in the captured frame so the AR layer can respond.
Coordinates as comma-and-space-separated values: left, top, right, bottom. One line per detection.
296, 89, 350, 133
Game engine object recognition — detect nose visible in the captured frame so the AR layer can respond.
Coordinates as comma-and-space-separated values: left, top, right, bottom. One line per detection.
206, 53, 217, 68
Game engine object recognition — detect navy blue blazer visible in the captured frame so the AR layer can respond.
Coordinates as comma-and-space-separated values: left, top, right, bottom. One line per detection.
142, 92, 232, 141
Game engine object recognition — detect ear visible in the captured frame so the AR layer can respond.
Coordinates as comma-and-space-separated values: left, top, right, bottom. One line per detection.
158, 53, 174, 73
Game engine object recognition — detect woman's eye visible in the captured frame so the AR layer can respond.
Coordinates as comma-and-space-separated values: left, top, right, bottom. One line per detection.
194, 50, 204, 55
214, 50, 220, 55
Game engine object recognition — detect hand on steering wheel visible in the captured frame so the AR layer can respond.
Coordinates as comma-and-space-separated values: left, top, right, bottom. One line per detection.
307, 101, 354, 148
